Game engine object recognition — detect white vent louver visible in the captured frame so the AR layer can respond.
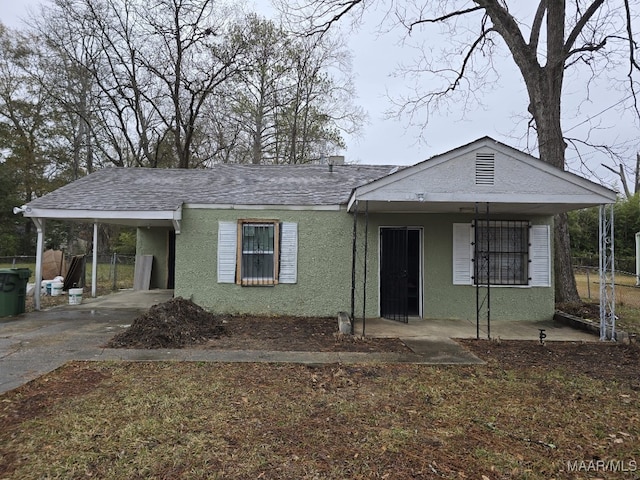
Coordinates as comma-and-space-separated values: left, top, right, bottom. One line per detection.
475, 153, 495, 185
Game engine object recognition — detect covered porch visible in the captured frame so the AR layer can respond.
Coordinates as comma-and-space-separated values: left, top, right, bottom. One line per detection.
346, 138, 618, 340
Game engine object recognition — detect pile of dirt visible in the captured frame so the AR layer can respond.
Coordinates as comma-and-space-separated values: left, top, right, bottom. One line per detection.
105, 298, 410, 353
106, 297, 226, 349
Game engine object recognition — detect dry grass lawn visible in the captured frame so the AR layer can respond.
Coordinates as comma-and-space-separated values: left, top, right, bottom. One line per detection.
1, 342, 639, 479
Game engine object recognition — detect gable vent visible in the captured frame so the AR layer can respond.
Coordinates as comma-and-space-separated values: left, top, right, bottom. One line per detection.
475, 153, 495, 185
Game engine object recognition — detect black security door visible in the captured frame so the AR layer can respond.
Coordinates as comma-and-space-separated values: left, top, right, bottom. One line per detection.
380, 228, 409, 322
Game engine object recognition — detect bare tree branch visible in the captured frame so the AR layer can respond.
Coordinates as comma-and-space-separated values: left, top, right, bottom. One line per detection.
529, 0, 546, 52
564, 0, 606, 55
402, 6, 483, 35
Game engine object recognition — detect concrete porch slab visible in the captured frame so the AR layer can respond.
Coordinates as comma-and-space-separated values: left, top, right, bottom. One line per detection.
354, 316, 598, 342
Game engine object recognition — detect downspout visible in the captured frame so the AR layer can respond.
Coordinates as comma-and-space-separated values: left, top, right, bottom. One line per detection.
32, 218, 45, 311
92, 223, 98, 298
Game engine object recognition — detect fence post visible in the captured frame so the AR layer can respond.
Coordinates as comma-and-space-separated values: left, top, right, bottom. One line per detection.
112, 253, 118, 291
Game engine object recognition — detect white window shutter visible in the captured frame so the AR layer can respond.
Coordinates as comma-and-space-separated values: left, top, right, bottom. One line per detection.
530, 224, 551, 287
279, 222, 298, 283
452, 223, 473, 285
217, 221, 237, 283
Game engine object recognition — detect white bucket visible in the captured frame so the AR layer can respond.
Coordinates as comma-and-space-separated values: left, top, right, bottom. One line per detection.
51, 282, 63, 297
68, 288, 83, 305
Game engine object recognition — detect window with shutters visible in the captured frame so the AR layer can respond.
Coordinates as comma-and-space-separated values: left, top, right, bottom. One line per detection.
217, 220, 298, 285
452, 222, 550, 287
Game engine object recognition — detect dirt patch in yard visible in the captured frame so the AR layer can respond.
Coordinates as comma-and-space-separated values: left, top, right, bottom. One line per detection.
106, 297, 410, 353
460, 339, 640, 386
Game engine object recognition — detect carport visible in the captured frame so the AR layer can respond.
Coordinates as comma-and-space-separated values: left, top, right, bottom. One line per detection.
14, 178, 182, 311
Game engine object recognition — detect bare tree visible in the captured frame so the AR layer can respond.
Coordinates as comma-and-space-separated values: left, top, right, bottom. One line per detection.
0, 24, 54, 200
216, 14, 364, 165
136, 0, 246, 168
280, 0, 640, 304
34, 0, 246, 169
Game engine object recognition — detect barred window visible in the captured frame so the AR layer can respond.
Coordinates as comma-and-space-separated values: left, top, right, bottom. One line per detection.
218, 220, 297, 285
237, 220, 279, 285
473, 220, 529, 285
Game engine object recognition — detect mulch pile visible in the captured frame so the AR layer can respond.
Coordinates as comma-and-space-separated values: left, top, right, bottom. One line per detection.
106, 297, 226, 349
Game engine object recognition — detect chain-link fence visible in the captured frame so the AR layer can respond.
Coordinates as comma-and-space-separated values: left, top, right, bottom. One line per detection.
0, 253, 136, 290
573, 264, 639, 309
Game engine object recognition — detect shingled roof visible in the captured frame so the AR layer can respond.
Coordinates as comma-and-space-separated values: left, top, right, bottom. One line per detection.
27, 164, 396, 211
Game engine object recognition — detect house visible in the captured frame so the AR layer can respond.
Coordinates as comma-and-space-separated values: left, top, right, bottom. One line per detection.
21, 137, 617, 322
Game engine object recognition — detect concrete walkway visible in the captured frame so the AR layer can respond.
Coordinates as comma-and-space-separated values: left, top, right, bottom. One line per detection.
0, 290, 597, 395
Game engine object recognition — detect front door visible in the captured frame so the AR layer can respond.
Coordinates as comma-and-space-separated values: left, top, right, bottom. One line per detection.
380, 228, 421, 322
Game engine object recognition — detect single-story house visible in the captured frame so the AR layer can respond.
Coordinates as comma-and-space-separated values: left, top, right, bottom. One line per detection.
20, 137, 617, 322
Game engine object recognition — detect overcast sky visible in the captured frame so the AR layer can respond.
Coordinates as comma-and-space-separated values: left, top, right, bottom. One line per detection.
2, 0, 638, 190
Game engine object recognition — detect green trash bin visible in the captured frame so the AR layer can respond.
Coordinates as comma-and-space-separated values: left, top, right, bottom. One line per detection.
0, 268, 31, 317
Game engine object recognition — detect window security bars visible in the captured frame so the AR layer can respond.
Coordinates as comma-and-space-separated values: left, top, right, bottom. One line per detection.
473, 220, 530, 285
240, 222, 277, 285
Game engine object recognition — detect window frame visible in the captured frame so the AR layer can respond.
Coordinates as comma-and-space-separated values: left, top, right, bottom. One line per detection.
236, 219, 280, 286
473, 220, 530, 286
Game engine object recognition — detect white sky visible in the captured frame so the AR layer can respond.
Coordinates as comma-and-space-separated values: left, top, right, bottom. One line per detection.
2, 0, 639, 190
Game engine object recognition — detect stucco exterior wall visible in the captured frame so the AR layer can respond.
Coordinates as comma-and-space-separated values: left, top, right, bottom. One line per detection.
174, 208, 355, 316
174, 207, 555, 320
136, 227, 170, 289
356, 213, 555, 321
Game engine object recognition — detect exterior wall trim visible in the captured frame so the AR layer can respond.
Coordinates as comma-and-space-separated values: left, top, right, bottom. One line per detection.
185, 203, 341, 211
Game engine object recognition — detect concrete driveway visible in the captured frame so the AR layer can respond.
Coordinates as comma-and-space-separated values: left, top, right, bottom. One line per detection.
0, 290, 597, 395
0, 290, 174, 394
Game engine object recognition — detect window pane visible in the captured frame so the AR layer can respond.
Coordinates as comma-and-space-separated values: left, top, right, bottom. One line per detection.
475, 221, 529, 285
243, 224, 274, 253
242, 253, 274, 279
241, 223, 275, 283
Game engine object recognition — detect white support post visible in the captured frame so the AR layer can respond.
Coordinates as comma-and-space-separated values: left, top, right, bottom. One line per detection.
599, 204, 616, 341
32, 218, 45, 311
92, 222, 98, 298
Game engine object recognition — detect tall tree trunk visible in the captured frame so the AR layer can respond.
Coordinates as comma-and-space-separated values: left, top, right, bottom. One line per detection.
532, 76, 581, 304
509, 0, 581, 304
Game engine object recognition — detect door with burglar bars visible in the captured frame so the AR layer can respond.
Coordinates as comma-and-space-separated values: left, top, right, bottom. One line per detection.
380, 227, 421, 322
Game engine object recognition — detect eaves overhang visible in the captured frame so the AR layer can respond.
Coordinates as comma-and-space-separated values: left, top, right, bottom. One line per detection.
23, 206, 183, 233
